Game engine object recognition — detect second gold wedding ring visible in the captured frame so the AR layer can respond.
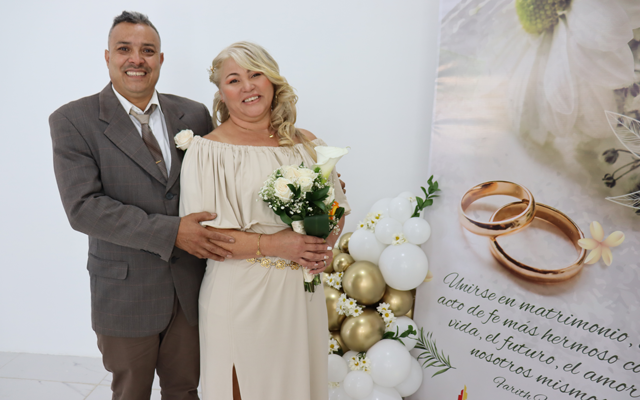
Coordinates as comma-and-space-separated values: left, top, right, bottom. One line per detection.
459, 181, 536, 237
489, 202, 587, 282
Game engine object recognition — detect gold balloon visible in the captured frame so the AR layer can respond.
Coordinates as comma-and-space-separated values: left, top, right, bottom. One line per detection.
382, 286, 415, 316
340, 309, 385, 352
329, 330, 349, 353
405, 309, 413, 319
338, 232, 352, 254
324, 285, 346, 331
342, 261, 386, 305
333, 253, 355, 273
324, 248, 341, 274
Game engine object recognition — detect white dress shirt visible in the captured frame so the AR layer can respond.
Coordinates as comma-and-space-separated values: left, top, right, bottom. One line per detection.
112, 87, 172, 176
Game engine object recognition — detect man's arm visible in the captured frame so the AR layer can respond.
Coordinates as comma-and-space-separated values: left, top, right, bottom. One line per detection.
50, 110, 232, 262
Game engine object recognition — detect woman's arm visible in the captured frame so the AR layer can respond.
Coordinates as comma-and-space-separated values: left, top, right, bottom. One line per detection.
206, 227, 333, 272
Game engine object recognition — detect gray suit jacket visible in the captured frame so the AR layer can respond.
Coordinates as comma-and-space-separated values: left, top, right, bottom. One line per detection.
50, 83, 213, 337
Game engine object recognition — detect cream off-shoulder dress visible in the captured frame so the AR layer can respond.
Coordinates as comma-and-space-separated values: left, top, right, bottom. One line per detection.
179, 136, 350, 400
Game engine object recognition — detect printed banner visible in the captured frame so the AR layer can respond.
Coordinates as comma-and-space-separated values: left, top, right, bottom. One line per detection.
411, 1, 640, 399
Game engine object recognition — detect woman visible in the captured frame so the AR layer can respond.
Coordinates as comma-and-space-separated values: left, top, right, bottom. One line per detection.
179, 42, 349, 400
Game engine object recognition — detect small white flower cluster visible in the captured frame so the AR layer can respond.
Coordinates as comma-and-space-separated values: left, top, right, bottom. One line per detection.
347, 353, 371, 373
336, 294, 363, 317
377, 302, 397, 329
391, 233, 407, 245
328, 334, 340, 354
357, 212, 384, 231
325, 272, 344, 290
328, 382, 340, 388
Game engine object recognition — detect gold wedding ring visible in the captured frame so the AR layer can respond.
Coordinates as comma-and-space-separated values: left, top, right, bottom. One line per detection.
488, 202, 586, 282
460, 181, 536, 236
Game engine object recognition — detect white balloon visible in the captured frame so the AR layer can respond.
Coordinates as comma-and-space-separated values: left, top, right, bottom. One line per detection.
349, 229, 387, 264
343, 350, 358, 364
395, 357, 424, 397
396, 191, 416, 201
369, 198, 392, 216
330, 386, 355, 400
375, 218, 403, 245
387, 316, 418, 350
387, 197, 413, 223
362, 385, 403, 400
402, 218, 431, 245
328, 354, 349, 383
367, 339, 412, 388
343, 371, 374, 400
378, 243, 429, 290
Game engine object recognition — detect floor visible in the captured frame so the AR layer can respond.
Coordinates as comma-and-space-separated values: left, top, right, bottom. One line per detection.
0, 351, 193, 399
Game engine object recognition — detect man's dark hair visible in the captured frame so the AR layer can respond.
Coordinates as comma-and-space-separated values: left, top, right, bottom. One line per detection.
109, 11, 160, 41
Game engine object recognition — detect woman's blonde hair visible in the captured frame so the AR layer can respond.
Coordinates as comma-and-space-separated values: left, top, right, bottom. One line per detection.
209, 41, 316, 159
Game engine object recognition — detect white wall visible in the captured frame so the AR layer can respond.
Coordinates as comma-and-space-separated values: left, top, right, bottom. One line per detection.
0, 0, 440, 357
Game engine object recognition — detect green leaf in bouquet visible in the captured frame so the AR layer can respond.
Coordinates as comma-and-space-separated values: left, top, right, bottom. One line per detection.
303, 214, 331, 238
287, 183, 301, 199
310, 186, 330, 201
279, 213, 293, 226
313, 200, 328, 212
291, 215, 303, 221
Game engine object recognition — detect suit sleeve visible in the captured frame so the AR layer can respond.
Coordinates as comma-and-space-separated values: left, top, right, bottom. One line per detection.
204, 103, 214, 133
50, 111, 180, 262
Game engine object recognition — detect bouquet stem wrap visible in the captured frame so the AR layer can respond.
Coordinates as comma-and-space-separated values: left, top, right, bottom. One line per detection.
292, 221, 323, 292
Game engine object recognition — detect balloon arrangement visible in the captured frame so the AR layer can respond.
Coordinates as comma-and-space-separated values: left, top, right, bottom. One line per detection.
325, 177, 453, 400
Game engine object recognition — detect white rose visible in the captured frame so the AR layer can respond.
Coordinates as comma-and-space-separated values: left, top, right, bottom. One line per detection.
281, 165, 298, 181
274, 177, 294, 202
295, 167, 317, 179
174, 129, 194, 150
323, 186, 335, 206
298, 176, 314, 192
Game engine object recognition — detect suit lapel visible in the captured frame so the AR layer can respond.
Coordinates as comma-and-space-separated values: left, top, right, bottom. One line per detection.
99, 84, 167, 185
160, 93, 189, 191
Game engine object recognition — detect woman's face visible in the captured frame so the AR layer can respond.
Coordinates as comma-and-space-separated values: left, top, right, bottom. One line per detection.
218, 57, 275, 123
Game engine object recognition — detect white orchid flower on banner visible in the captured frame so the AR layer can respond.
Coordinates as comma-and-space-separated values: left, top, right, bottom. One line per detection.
315, 146, 349, 179
457, 0, 640, 143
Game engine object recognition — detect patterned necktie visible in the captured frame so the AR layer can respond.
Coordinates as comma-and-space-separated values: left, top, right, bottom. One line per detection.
130, 104, 168, 181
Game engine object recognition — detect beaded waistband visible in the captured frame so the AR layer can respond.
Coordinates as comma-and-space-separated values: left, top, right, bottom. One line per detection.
247, 257, 301, 270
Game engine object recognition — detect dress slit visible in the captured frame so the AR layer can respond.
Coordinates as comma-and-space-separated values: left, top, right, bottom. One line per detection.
232, 365, 242, 400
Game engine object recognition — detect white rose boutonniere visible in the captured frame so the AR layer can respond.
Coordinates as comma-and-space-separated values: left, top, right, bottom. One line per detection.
174, 129, 194, 150
274, 177, 294, 202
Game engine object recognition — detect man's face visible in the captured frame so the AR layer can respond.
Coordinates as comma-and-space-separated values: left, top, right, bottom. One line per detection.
105, 22, 163, 108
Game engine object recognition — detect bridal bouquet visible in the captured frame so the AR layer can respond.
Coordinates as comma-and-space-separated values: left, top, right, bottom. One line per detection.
259, 146, 348, 292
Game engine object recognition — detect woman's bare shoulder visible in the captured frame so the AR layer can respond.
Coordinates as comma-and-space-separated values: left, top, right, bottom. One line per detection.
298, 128, 317, 141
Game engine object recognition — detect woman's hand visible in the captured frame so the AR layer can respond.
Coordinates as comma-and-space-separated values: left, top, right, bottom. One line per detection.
262, 229, 333, 271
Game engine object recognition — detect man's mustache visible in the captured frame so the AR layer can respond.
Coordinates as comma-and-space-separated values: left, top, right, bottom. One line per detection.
123, 65, 151, 72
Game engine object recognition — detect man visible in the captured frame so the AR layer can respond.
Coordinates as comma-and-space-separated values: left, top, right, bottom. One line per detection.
50, 11, 235, 399
51, 11, 334, 399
